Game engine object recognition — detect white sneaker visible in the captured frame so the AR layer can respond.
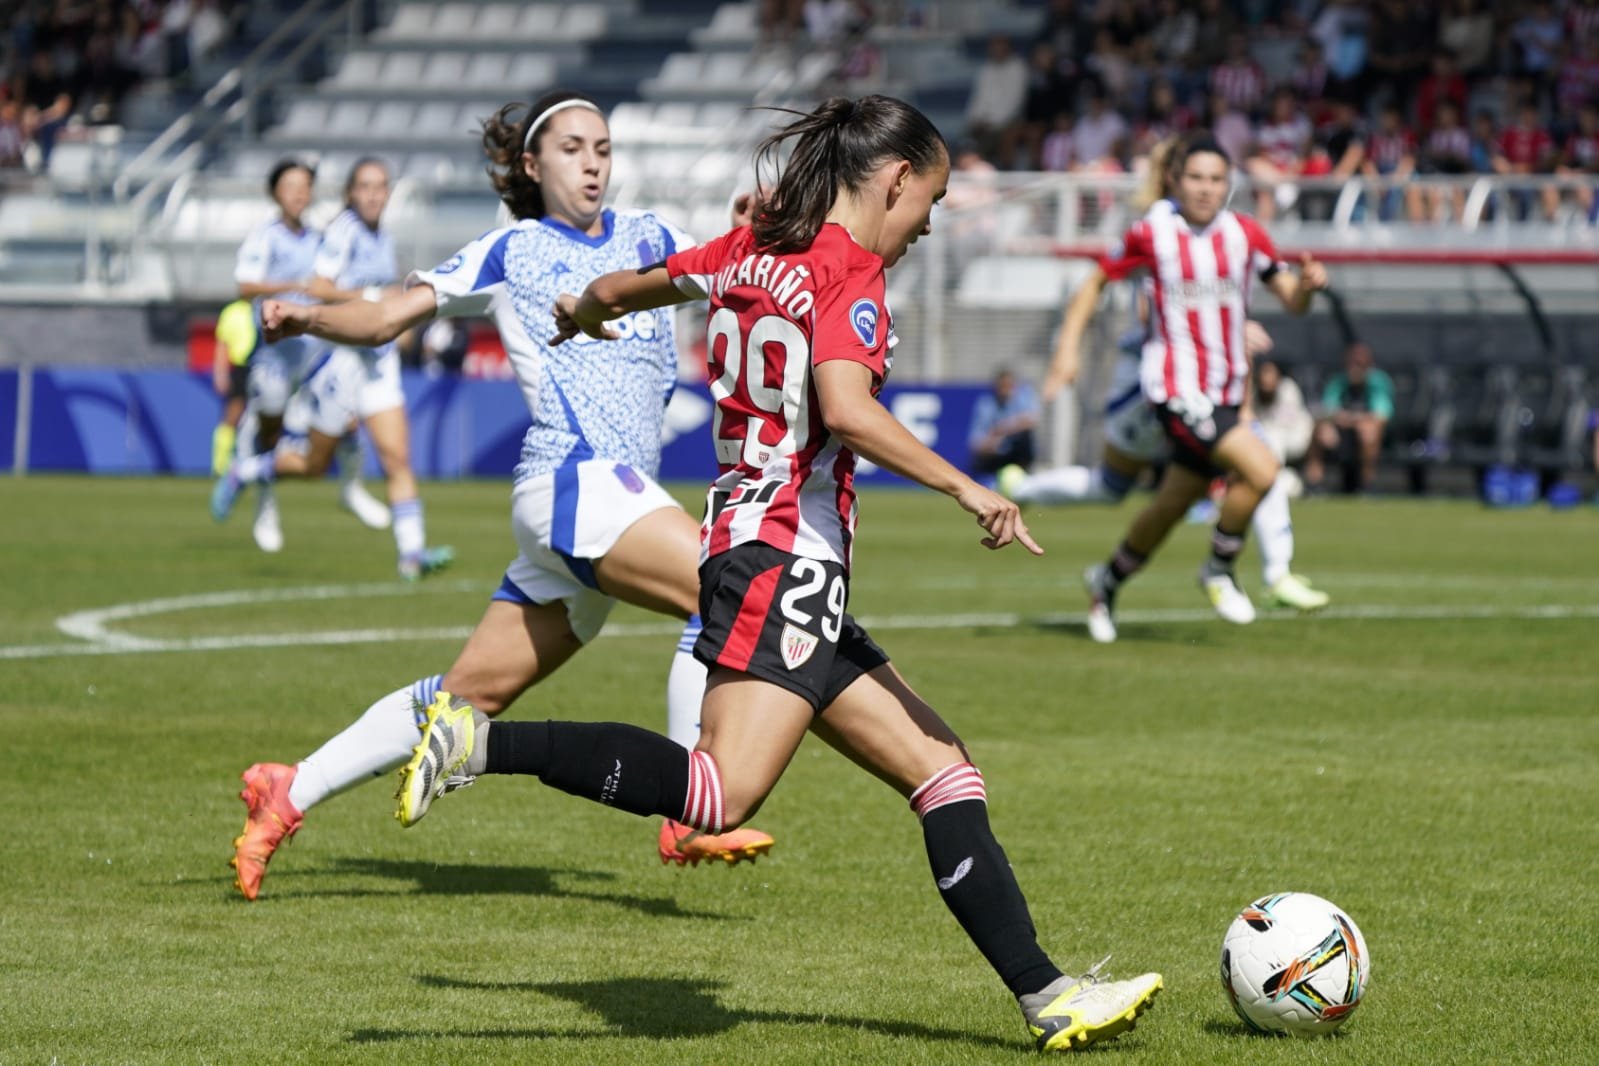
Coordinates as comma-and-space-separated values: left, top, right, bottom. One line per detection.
1019, 958, 1163, 1052
1200, 567, 1255, 624
1083, 565, 1118, 644
252, 486, 283, 553
339, 481, 391, 529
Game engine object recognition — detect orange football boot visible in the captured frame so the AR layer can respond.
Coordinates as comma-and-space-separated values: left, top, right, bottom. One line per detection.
230, 762, 304, 901
658, 819, 774, 866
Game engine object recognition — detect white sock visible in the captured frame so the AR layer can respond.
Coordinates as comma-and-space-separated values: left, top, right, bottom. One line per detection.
235, 451, 275, 484
1254, 474, 1295, 587
1014, 465, 1100, 504
287, 675, 441, 811
666, 615, 707, 749
335, 433, 363, 490
392, 497, 425, 559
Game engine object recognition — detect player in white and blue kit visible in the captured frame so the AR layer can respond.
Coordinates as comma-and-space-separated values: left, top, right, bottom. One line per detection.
214, 158, 450, 579
222, 157, 392, 552
229, 92, 771, 901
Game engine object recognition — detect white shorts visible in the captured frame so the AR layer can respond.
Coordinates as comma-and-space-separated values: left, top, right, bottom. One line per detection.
300, 344, 404, 436
247, 336, 325, 418
1102, 357, 1165, 463
491, 459, 683, 643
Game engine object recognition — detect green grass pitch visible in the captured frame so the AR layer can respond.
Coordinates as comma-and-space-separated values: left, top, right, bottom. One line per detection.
2, 476, 1596, 1064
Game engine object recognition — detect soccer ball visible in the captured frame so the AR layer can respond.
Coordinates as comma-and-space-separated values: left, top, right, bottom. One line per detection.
1220, 892, 1369, 1036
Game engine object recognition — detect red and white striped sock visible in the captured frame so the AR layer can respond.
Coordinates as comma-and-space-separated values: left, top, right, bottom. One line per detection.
909, 761, 986, 820
680, 750, 724, 834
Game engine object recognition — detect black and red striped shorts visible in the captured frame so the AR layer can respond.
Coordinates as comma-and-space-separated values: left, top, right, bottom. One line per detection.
694, 542, 888, 712
1154, 402, 1242, 476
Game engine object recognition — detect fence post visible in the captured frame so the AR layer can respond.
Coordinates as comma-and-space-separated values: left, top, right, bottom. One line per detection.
13, 363, 32, 476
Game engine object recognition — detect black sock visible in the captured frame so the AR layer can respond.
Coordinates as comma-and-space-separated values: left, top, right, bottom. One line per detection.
1104, 541, 1147, 593
1208, 522, 1247, 572
485, 720, 689, 820
922, 800, 1063, 997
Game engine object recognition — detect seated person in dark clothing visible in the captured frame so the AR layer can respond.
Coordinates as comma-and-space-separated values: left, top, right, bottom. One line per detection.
1305, 342, 1394, 493
968, 368, 1040, 475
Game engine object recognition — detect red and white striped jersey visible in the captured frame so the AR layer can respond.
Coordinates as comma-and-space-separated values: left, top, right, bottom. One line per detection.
1099, 205, 1285, 407
667, 223, 891, 571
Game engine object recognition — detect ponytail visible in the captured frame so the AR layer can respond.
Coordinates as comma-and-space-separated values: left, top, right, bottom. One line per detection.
750, 94, 945, 254
1131, 135, 1180, 213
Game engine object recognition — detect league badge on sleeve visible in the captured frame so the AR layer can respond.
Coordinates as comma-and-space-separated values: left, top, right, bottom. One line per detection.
433, 253, 465, 275
849, 298, 879, 347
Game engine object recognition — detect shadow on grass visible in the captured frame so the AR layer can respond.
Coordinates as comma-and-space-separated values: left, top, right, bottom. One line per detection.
1200, 1017, 1351, 1041
348, 974, 1021, 1052
227, 857, 741, 920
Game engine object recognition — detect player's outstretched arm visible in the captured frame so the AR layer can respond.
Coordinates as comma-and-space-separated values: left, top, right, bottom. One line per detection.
1269, 253, 1329, 315
1042, 268, 1108, 400
814, 360, 1042, 555
551, 264, 690, 345
261, 284, 438, 346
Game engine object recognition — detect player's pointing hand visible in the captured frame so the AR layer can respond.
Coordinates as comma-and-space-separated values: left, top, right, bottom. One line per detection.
957, 482, 1044, 555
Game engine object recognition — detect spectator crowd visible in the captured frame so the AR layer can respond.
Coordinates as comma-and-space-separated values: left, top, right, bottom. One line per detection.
959, 0, 1599, 222
2, 0, 237, 171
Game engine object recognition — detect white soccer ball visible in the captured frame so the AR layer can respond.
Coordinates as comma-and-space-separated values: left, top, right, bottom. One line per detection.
1219, 892, 1370, 1036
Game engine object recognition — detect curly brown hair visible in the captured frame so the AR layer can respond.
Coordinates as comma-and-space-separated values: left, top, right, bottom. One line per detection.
480, 90, 604, 220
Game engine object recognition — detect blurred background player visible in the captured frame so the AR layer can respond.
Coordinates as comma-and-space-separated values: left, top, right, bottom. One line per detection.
403, 93, 1163, 1053
213, 157, 450, 580
1008, 139, 1327, 613
231, 92, 772, 902
1057, 136, 1328, 643
208, 298, 255, 477
221, 157, 389, 552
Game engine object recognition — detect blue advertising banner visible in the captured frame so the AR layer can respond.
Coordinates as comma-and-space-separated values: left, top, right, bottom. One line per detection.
1, 368, 991, 484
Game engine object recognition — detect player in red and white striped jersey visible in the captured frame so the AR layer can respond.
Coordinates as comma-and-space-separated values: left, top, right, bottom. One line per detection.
407, 95, 1164, 1052
669, 220, 885, 569
1053, 135, 1328, 642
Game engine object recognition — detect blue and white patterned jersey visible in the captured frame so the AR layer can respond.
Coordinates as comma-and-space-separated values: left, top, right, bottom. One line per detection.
408, 208, 693, 483
315, 207, 400, 361
314, 207, 398, 290
235, 216, 320, 306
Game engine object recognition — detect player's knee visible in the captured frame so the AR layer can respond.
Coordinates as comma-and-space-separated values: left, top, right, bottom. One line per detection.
439, 671, 524, 716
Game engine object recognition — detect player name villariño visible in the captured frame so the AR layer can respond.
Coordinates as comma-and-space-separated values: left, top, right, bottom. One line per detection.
700, 253, 817, 321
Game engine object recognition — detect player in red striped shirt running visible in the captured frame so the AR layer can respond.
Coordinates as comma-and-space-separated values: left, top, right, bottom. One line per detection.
1059, 136, 1328, 643
395, 95, 1163, 1052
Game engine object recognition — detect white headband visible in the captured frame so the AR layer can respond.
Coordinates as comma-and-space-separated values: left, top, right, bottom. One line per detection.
523, 99, 604, 150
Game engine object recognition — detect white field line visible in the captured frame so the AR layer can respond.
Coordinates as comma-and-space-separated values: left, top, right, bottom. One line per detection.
0, 583, 1596, 660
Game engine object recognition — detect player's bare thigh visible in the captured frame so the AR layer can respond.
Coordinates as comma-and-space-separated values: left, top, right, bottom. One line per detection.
1213, 424, 1280, 495
694, 668, 814, 827
811, 663, 970, 797
362, 405, 418, 500
591, 505, 701, 619
440, 599, 584, 716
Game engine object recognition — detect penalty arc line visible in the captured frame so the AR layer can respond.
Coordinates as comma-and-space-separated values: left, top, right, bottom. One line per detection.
1, 587, 1598, 660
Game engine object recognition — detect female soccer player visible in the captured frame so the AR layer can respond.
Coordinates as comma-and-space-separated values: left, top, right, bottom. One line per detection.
1045, 136, 1328, 642
221, 158, 389, 552
1006, 140, 1329, 617
398, 94, 1163, 1052
231, 92, 772, 902
213, 157, 450, 579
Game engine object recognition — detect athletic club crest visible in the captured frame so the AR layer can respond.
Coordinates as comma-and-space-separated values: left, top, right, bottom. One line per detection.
780, 623, 819, 670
